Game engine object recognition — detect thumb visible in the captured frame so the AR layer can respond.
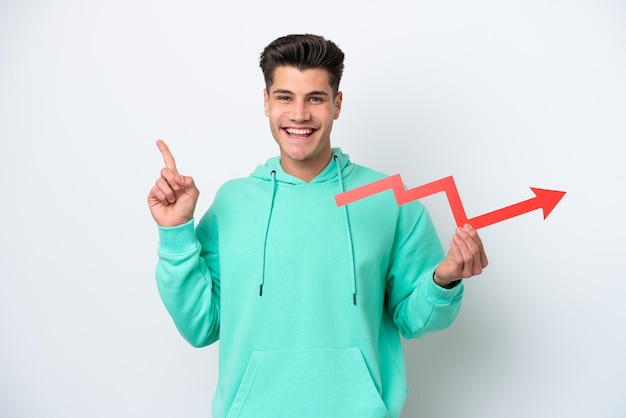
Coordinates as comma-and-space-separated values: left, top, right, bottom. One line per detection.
179, 174, 200, 198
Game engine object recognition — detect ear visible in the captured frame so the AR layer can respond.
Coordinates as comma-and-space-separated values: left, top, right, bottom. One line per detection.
333, 91, 343, 120
263, 89, 270, 117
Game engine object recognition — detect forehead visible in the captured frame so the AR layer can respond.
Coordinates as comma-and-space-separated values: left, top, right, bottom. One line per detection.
269, 66, 333, 93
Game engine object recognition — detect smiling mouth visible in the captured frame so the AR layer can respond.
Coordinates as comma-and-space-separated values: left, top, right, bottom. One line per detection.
285, 128, 315, 138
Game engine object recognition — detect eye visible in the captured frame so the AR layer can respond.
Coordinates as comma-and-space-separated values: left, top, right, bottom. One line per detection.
309, 96, 323, 103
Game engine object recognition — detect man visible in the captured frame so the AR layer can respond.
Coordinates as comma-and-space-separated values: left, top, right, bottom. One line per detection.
149, 34, 487, 418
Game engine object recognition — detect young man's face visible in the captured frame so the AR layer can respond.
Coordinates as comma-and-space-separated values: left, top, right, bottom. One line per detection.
264, 66, 342, 181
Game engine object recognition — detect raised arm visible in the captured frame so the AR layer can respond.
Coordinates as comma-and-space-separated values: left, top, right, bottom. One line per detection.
149, 140, 219, 347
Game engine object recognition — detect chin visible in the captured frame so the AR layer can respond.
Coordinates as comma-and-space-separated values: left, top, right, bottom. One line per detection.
282, 143, 314, 159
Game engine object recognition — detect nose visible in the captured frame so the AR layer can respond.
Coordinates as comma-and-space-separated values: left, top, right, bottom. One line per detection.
290, 99, 311, 122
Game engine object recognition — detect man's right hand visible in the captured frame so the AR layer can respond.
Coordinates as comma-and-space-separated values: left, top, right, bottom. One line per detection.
148, 140, 199, 227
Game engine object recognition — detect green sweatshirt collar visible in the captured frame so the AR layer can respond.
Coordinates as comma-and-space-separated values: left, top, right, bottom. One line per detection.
251, 148, 353, 184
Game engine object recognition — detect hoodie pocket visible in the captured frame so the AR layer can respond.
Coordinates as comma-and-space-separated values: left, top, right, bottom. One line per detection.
226, 347, 389, 418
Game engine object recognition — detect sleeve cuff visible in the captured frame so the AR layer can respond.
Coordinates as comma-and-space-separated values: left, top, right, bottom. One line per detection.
157, 218, 198, 255
422, 273, 464, 305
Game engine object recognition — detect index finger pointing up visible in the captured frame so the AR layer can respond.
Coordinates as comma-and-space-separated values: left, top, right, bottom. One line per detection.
156, 139, 178, 174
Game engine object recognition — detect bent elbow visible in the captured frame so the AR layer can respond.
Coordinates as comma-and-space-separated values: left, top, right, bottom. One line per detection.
181, 327, 219, 348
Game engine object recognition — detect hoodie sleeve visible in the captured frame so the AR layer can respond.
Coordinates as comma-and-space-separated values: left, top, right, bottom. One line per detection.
386, 203, 463, 339
155, 215, 221, 347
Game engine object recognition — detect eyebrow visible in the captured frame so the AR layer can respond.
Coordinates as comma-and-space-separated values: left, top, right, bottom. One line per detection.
271, 89, 330, 96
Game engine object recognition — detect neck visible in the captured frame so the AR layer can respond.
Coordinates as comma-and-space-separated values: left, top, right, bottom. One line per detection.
280, 153, 332, 183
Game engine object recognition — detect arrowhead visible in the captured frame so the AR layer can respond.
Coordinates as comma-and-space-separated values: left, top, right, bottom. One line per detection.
530, 187, 566, 219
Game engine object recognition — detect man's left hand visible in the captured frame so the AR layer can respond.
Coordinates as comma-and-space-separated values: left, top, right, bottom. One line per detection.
434, 224, 488, 287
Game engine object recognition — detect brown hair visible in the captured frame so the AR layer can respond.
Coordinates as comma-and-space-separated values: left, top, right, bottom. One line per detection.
259, 34, 345, 95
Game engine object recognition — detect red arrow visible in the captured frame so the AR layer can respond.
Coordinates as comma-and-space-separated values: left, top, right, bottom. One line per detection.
335, 175, 566, 229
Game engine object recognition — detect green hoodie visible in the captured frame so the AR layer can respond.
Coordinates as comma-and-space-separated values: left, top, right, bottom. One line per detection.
156, 148, 463, 418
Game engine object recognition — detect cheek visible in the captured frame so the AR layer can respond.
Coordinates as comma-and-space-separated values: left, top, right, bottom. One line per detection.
314, 107, 332, 121
268, 112, 285, 133
266, 108, 279, 123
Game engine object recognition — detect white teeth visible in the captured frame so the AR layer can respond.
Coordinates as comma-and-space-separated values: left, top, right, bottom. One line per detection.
286, 128, 313, 135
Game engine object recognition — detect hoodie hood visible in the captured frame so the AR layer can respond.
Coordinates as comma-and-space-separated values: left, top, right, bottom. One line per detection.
250, 147, 354, 185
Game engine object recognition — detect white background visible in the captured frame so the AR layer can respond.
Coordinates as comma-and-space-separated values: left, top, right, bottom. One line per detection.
1, 1, 625, 417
